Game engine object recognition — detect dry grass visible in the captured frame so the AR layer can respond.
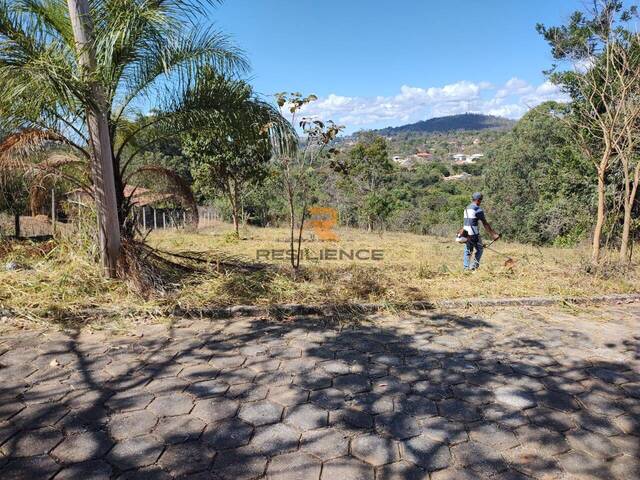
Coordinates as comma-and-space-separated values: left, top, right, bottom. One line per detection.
0, 234, 158, 331
0, 213, 55, 237
151, 221, 640, 306
1, 220, 638, 329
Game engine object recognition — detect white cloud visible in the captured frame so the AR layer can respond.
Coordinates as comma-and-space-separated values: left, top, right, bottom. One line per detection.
573, 57, 595, 73
521, 81, 570, 106
395, 80, 485, 103
496, 77, 533, 98
485, 104, 528, 118
289, 77, 569, 131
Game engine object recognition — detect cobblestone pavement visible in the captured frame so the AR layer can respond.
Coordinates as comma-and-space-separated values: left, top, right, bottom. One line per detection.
0, 304, 639, 479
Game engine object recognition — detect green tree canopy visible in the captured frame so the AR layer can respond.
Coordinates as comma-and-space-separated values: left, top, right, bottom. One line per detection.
183, 74, 283, 233
485, 101, 594, 245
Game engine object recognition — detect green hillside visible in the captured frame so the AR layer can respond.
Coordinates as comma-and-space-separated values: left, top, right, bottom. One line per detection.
375, 113, 515, 135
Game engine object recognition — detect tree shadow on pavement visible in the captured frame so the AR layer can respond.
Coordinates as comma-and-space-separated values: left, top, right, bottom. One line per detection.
0, 307, 638, 479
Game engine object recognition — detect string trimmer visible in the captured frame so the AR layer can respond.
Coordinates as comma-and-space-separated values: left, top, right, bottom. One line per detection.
454, 232, 515, 267
481, 236, 516, 268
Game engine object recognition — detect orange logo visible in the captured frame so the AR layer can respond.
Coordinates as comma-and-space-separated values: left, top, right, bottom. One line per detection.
308, 206, 339, 241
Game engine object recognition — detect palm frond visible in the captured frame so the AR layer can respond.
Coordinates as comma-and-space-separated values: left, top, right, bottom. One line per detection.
0, 0, 84, 108
96, 0, 248, 120
114, 71, 254, 165
26, 152, 90, 211
14, 0, 75, 46
0, 129, 67, 166
125, 164, 197, 223
117, 73, 295, 187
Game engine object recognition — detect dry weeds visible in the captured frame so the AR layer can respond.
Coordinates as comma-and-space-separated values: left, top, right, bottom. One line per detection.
1, 221, 638, 330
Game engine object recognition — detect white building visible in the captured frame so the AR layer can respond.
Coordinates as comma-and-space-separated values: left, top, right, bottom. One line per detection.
443, 172, 473, 181
452, 153, 484, 164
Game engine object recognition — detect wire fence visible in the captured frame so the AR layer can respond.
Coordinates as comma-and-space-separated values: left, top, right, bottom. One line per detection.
1, 206, 223, 239
0, 214, 54, 238
134, 205, 221, 230
196, 206, 221, 229
135, 206, 187, 230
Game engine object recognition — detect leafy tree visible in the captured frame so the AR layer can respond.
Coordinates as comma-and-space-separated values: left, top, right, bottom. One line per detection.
485, 102, 593, 245
415, 181, 477, 236
184, 76, 280, 235
361, 192, 394, 232
401, 163, 449, 189
271, 92, 343, 270
334, 134, 395, 230
240, 171, 289, 227
537, 0, 640, 261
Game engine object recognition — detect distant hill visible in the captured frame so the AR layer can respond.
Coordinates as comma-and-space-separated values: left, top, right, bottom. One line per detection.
374, 113, 515, 136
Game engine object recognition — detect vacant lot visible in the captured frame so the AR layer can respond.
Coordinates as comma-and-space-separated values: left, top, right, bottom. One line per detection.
150, 222, 640, 303
1, 221, 639, 327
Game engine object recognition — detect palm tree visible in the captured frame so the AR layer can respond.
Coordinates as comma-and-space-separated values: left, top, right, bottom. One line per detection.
0, 0, 248, 276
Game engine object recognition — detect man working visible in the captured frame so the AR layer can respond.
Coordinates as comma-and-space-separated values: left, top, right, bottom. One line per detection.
462, 192, 499, 270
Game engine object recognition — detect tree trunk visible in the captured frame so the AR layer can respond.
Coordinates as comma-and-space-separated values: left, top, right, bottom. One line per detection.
226, 181, 239, 236
288, 195, 296, 269
295, 202, 307, 270
240, 195, 245, 228
67, 0, 121, 278
231, 208, 239, 235
620, 201, 632, 261
232, 181, 240, 236
620, 163, 640, 262
14, 213, 20, 238
592, 167, 607, 264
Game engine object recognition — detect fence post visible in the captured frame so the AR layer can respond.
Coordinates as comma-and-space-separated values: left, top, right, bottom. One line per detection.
142, 207, 146, 230
162, 211, 166, 229
153, 208, 157, 229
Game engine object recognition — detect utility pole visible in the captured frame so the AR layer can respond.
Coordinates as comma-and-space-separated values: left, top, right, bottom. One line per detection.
66, 0, 121, 278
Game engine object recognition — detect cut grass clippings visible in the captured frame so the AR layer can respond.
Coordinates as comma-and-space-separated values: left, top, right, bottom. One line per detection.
1, 221, 639, 330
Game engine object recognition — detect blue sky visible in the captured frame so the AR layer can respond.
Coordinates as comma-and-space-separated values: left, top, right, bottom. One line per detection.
211, 0, 589, 132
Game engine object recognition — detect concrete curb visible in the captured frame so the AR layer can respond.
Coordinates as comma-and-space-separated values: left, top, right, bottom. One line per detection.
171, 302, 431, 319
2, 294, 638, 322
172, 294, 640, 319
437, 293, 640, 308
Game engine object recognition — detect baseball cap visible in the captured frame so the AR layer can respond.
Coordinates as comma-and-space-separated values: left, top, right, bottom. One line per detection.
472, 192, 483, 201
